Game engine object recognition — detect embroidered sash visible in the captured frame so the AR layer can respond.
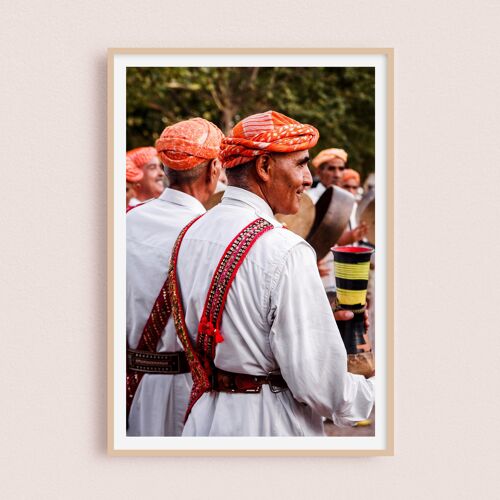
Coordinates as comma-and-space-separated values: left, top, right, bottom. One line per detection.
171, 217, 274, 419
126, 214, 203, 417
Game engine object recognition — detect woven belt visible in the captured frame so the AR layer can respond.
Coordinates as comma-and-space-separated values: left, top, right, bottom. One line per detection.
127, 349, 189, 374
212, 368, 288, 394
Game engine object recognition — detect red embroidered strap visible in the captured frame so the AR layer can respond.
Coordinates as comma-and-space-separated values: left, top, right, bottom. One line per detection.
126, 214, 203, 417
162, 216, 274, 420
168, 217, 212, 419
184, 217, 274, 417
198, 217, 274, 351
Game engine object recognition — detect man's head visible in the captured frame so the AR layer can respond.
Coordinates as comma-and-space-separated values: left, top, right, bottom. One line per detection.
155, 118, 224, 204
125, 156, 143, 207
342, 168, 361, 196
220, 110, 319, 215
126, 147, 164, 201
311, 148, 348, 187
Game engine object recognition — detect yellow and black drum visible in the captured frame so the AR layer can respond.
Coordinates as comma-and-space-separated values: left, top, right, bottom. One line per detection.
332, 246, 374, 355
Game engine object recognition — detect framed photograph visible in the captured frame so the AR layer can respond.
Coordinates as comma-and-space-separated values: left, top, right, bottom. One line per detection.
108, 48, 393, 456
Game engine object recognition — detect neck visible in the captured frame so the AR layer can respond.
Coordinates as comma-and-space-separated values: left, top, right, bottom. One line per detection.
228, 180, 274, 214
169, 182, 208, 205
135, 191, 153, 202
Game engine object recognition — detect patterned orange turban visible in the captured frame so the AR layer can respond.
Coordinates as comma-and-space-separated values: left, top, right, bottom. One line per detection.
126, 147, 157, 171
155, 118, 224, 171
219, 110, 319, 169
125, 156, 144, 183
342, 168, 360, 185
311, 148, 348, 169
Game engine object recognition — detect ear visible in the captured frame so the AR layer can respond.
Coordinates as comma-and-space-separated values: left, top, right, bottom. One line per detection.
255, 155, 272, 182
208, 158, 221, 182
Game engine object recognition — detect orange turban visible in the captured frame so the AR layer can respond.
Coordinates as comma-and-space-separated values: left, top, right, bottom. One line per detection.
311, 148, 348, 169
219, 110, 319, 169
125, 156, 144, 183
342, 168, 360, 185
155, 118, 224, 171
126, 147, 157, 170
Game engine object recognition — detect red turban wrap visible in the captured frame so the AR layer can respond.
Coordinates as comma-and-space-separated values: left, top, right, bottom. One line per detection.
219, 110, 319, 169
125, 156, 144, 183
155, 118, 224, 171
342, 168, 360, 185
126, 147, 157, 171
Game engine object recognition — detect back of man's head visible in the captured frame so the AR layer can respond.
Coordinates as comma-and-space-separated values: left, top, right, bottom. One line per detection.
155, 118, 224, 202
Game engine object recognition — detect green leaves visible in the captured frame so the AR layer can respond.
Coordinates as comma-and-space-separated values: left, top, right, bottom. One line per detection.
126, 67, 375, 179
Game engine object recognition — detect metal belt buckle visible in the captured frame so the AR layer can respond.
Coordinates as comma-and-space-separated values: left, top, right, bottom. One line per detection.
267, 370, 285, 394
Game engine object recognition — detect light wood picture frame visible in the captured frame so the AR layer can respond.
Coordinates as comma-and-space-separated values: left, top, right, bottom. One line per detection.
108, 48, 394, 456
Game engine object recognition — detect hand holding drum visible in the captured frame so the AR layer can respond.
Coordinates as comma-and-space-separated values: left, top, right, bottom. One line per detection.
332, 246, 375, 378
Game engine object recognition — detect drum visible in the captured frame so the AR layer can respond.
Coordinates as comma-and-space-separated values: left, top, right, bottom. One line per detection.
332, 245, 375, 378
356, 189, 375, 246
306, 186, 355, 260
275, 191, 315, 239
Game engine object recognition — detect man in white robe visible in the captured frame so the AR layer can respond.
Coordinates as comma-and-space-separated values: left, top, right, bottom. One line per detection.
126, 118, 223, 436
175, 111, 374, 436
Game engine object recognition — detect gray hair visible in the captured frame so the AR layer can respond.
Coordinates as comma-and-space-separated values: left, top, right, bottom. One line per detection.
162, 160, 208, 185
226, 160, 255, 189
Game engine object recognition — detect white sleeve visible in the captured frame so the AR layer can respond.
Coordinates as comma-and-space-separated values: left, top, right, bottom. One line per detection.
268, 241, 374, 421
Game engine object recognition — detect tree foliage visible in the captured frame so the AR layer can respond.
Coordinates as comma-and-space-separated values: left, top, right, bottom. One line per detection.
127, 67, 374, 178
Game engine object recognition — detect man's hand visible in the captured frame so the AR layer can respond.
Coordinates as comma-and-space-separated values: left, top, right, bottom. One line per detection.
337, 222, 369, 246
317, 260, 332, 277
334, 310, 354, 321
351, 221, 368, 242
333, 308, 370, 331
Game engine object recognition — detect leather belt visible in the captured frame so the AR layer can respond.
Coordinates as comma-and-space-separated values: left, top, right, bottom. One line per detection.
212, 368, 288, 394
127, 348, 189, 374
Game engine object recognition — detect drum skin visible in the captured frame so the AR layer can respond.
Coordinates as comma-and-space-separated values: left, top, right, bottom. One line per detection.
203, 190, 225, 210
275, 191, 315, 239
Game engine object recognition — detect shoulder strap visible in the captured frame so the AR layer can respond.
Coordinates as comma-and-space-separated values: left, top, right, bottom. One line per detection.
161, 216, 274, 420
168, 216, 212, 420
126, 214, 203, 417
181, 217, 274, 418
198, 217, 274, 354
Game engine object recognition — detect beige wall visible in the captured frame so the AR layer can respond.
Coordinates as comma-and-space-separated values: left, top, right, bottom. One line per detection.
1, 1, 499, 498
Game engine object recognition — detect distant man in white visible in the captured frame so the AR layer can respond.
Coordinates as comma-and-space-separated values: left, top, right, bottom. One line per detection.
307, 147, 348, 203
126, 118, 223, 436
173, 111, 374, 436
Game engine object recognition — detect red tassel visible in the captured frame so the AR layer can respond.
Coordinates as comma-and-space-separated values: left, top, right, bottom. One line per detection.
198, 317, 213, 335
214, 328, 224, 343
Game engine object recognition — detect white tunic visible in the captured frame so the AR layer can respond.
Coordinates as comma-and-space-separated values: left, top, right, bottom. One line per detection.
177, 186, 374, 436
126, 188, 205, 436
306, 181, 327, 204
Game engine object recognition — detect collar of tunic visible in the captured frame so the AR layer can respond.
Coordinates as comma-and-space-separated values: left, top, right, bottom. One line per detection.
158, 187, 206, 213
315, 182, 327, 194
221, 186, 282, 227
